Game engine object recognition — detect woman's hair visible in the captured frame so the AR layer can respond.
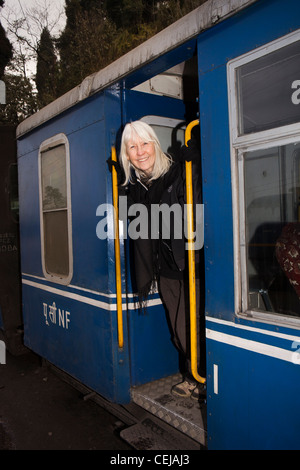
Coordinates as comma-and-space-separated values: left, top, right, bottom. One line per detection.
119, 120, 172, 184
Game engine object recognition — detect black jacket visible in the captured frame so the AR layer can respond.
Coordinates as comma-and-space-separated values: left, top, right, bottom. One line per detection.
125, 159, 202, 299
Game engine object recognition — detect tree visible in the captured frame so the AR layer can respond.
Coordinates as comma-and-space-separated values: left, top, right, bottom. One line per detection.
0, 0, 65, 121
2, 0, 65, 80
105, 0, 144, 30
57, 0, 117, 94
1, 0, 208, 122
0, 0, 13, 79
36, 27, 58, 108
0, 73, 37, 125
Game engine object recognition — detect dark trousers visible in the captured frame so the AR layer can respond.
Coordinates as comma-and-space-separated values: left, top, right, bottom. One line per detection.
159, 275, 203, 379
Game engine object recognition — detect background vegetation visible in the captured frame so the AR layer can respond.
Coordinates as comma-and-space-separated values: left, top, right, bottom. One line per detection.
0, 0, 206, 124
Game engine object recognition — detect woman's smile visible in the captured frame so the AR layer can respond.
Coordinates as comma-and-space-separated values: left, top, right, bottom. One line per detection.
126, 137, 156, 176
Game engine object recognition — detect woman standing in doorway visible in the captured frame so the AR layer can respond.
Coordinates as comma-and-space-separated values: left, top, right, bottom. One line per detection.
109, 120, 205, 400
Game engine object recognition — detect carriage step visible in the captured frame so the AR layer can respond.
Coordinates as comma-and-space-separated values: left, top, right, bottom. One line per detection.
130, 374, 207, 447
120, 417, 200, 450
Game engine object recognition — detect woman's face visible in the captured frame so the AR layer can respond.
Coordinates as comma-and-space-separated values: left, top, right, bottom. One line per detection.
126, 134, 156, 176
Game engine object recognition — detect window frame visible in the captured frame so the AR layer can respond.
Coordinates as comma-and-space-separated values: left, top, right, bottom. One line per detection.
38, 133, 73, 285
227, 30, 300, 328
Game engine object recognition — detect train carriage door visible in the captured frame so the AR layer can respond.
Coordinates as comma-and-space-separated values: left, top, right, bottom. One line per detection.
120, 60, 202, 387
196, 18, 300, 448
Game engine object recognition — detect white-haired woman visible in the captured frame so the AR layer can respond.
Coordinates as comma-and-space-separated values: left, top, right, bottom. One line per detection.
109, 120, 205, 400
120, 120, 172, 184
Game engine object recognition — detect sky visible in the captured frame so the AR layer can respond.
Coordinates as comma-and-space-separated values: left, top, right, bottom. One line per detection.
1, 0, 66, 76
1, 0, 66, 34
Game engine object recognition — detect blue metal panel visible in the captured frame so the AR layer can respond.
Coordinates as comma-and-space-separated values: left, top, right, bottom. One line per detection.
22, 280, 115, 397
198, 0, 300, 74
122, 89, 187, 124
127, 299, 180, 386
18, 88, 132, 403
206, 317, 300, 449
17, 92, 108, 287
198, 0, 300, 324
197, 0, 300, 449
199, 65, 235, 321
123, 38, 197, 90
17, 149, 42, 277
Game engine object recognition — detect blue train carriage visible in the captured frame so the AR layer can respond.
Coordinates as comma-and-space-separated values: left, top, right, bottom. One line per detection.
16, 0, 300, 449
199, 0, 300, 449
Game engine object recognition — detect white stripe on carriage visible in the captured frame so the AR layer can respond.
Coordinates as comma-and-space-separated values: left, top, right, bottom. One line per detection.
22, 272, 159, 298
206, 316, 300, 343
22, 278, 162, 310
206, 329, 300, 365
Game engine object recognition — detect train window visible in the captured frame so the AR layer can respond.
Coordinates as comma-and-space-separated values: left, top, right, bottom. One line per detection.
141, 116, 185, 157
228, 31, 300, 324
243, 141, 300, 317
236, 39, 300, 135
39, 134, 73, 284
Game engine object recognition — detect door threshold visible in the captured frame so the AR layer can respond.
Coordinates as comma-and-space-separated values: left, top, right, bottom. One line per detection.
130, 373, 207, 446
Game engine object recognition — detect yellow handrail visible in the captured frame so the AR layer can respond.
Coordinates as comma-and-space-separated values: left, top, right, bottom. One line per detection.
111, 146, 124, 349
185, 120, 206, 384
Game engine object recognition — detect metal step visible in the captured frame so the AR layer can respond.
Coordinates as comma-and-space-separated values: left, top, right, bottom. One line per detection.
130, 373, 207, 447
47, 361, 206, 450
120, 416, 201, 450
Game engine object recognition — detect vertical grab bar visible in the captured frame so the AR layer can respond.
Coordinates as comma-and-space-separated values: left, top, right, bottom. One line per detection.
111, 146, 124, 349
185, 120, 206, 384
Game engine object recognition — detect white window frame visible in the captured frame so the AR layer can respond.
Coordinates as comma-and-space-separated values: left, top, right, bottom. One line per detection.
38, 133, 73, 285
227, 29, 300, 328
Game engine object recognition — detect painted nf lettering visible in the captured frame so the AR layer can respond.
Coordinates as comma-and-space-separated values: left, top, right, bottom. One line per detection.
291, 80, 300, 105
43, 302, 70, 329
0, 340, 6, 364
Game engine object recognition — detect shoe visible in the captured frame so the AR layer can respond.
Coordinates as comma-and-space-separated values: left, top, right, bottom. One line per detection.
171, 379, 196, 398
191, 383, 206, 400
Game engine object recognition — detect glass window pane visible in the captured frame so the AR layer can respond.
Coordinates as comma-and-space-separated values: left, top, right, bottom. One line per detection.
244, 142, 300, 316
41, 144, 67, 210
237, 40, 300, 135
151, 124, 185, 157
43, 211, 69, 277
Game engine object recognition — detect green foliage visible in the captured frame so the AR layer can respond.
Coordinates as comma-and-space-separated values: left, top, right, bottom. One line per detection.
56, 0, 207, 96
36, 27, 59, 108
0, 73, 38, 124
57, 2, 117, 94
56, 0, 161, 93
1, 0, 207, 124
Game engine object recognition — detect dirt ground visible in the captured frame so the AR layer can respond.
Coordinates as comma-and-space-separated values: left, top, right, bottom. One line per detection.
0, 348, 132, 450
